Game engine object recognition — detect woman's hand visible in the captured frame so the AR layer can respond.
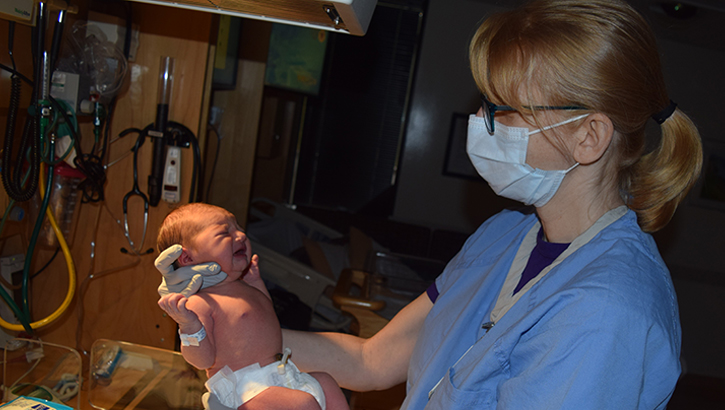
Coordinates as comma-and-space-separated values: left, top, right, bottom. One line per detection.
156, 244, 228, 297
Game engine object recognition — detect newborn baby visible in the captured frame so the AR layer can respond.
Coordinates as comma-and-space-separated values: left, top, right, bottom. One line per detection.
156, 203, 349, 410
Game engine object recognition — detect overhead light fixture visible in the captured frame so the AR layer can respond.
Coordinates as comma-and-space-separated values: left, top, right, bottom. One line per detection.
125, 0, 378, 36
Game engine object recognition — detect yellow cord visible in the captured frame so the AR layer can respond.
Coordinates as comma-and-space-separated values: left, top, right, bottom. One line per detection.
0, 164, 76, 331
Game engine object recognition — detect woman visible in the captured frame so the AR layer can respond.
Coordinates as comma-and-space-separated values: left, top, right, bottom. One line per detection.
282, 0, 702, 409
158, 0, 702, 408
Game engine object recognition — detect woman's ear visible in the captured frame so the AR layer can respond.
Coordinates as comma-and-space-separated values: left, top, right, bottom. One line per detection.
573, 113, 614, 165
177, 247, 195, 267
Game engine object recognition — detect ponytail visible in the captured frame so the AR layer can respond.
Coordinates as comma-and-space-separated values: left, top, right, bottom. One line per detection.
627, 109, 702, 232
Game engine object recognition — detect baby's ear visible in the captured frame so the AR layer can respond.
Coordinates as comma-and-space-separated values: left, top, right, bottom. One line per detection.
177, 248, 195, 267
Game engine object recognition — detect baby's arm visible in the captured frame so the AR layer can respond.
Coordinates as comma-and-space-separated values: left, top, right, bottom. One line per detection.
158, 293, 215, 369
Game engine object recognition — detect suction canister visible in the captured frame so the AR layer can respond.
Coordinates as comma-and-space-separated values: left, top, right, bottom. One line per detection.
30, 162, 85, 249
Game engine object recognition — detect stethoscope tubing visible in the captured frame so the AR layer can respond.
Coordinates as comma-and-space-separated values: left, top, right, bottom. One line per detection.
121, 128, 151, 255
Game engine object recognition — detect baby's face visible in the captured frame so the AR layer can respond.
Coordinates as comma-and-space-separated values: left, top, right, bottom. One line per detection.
185, 211, 252, 280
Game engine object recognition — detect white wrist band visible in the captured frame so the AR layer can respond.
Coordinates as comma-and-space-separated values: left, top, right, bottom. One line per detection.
179, 326, 206, 346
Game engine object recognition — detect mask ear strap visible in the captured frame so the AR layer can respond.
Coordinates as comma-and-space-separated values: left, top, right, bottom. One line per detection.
531, 114, 588, 169
564, 162, 579, 173
538, 114, 590, 133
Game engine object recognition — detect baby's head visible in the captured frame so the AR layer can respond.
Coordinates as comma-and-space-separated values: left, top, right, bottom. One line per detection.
158, 203, 252, 276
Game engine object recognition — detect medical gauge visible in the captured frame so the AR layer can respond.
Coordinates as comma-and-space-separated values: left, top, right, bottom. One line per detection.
148, 56, 174, 207
162, 145, 182, 203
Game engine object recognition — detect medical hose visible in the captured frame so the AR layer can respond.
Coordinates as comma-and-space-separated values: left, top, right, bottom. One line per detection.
0, 167, 35, 332
2, 75, 40, 203
0, 285, 31, 334
71, 102, 106, 199
20, 159, 54, 327
0, 0, 76, 333
31, 247, 61, 279
49, 9, 66, 72
0, 164, 77, 332
0, 64, 32, 85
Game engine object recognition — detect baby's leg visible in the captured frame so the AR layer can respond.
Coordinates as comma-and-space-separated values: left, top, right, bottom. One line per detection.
310, 371, 350, 410
237, 387, 321, 410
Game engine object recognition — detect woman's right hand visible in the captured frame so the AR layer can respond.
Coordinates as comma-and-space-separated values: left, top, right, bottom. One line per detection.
282, 291, 434, 392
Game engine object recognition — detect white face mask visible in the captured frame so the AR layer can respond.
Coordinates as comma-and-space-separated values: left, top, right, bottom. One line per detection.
466, 113, 588, 207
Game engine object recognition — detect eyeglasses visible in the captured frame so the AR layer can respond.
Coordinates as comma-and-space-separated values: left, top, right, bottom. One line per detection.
480, 94, 587, 134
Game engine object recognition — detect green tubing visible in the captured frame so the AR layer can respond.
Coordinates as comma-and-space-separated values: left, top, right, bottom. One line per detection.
0, 173, 34, 333
21, 157, 54, 333
0, 200, 33, 333
0, 285, 31, 334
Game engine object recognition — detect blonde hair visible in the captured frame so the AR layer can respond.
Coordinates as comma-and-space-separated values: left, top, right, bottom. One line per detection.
157, 203, 234, 252
469, 0, 702, 232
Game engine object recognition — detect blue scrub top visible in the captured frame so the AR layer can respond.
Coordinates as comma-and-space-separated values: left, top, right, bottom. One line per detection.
404, 208, 681, 410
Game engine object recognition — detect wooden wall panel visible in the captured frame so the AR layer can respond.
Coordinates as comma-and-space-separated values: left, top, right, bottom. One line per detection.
0, 3, 214, 355
206, 59, 265, 227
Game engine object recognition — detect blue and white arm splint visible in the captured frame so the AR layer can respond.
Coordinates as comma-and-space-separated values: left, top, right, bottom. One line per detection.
155, 244, 228, 297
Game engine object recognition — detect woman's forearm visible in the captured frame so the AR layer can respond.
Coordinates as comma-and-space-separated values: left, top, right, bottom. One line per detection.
283, 292, 433, 391
283, 329, 376, 390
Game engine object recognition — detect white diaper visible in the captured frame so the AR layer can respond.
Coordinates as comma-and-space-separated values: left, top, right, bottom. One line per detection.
204, 358, 326, 410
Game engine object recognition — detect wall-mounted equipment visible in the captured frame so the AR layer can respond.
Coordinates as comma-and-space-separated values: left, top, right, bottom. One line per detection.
162, 146, 182, 204
148, 56, 175, 207
124, 0, 378, 36
0, 0, 36, 25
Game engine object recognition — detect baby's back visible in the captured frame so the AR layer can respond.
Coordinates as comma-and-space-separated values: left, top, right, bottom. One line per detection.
190, 280, 283, 377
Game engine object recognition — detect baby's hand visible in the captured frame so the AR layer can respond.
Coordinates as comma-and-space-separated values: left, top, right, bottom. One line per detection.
158, 293, 201, 331
243, 255, 272, 300
242, 254, 261, 284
